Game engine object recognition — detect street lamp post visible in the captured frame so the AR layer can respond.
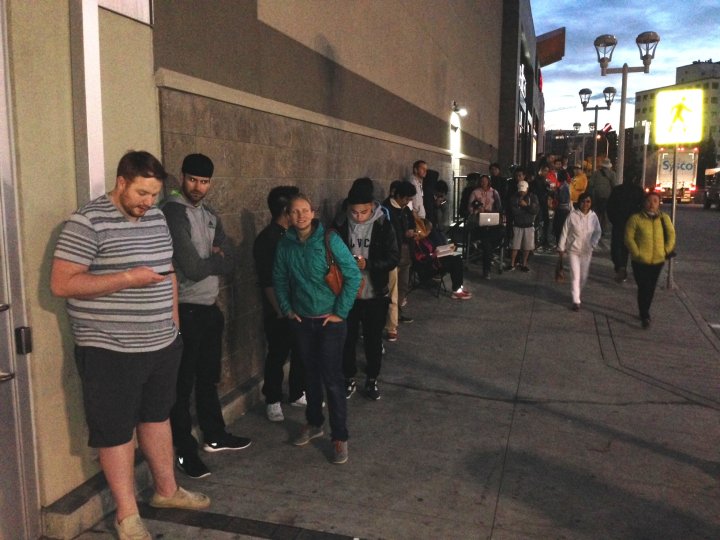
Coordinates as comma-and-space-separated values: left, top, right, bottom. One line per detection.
641, 120, 651, 188
579, 87, 616, 172
594, 32, 660, 185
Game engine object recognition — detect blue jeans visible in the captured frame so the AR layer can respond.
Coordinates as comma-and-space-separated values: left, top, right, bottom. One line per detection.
291, 317, 348, 441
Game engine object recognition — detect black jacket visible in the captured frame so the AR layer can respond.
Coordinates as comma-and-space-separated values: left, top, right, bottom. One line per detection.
607, 183, 644, 226
332, 211, 399, 297
510, 192, 540, 228
382, 197, 415, 251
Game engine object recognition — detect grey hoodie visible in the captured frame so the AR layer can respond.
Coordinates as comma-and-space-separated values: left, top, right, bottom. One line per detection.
161, 191, 235, 305
348, 204, 385, 299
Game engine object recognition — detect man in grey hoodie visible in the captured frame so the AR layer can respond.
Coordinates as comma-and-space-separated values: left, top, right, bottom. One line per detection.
162, 154, 251, 479
333, 178, 399, 400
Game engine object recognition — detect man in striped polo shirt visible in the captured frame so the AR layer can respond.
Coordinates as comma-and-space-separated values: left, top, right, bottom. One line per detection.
51, 151, 209, 540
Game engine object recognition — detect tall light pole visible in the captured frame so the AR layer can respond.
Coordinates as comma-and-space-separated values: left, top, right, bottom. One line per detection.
579, 87, 616, 172
641, 120, 651, 188
572, 122, 584, 167
594, 32, 660, 185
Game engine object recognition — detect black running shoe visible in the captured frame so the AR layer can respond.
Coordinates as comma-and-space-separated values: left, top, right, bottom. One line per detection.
345, 379, 357, 399
364, 379, 381, 400
203, 433, 252, 453
176, 453, 211, 479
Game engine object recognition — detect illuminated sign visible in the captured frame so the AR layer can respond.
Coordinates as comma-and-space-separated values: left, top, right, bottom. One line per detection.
654, 89, 703, 144
518, 65, 527, 100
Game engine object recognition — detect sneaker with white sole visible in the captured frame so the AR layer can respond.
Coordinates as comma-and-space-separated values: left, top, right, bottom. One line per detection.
149, 486, 210, 510
451, 287, 472, 300
332, 440, 348, 464
203, 433, 252, 452
292, 424, 324, 446
266, 402, 284, 422
115, 513, 151, 540
345, 378, 357, 399
290, 393, 307, 407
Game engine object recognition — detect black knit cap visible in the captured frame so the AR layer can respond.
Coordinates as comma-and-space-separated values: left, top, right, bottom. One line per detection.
347, 177, 375, 204
181, 153, 214, 178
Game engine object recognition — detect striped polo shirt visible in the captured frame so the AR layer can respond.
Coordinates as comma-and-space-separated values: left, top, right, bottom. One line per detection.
54, 195, 177, 352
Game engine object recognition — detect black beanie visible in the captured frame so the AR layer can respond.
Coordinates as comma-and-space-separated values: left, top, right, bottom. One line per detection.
347, 177, 375, 204
181, 153, 214, 178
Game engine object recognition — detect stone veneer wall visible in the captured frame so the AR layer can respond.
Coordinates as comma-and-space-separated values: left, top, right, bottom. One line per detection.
159, 88, 481, 400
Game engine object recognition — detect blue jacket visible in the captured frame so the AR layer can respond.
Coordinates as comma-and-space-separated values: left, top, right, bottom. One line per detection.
273, 220, 361, 319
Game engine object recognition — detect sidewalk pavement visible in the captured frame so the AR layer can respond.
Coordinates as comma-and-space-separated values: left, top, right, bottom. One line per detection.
77, 247, 720, 540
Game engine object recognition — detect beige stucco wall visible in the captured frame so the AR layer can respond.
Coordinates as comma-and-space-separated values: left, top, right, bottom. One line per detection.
99, 9, 160, 189
257, 0, 503, 149
9, 1, 160, 505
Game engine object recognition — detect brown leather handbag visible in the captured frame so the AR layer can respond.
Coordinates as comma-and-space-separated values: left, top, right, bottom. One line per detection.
324, 230, 364, 297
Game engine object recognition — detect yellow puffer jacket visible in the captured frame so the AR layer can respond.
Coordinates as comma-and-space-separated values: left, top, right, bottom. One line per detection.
624, 211, 676, 265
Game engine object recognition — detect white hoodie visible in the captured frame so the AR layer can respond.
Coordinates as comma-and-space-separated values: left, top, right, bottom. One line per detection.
558, 209, 602, 255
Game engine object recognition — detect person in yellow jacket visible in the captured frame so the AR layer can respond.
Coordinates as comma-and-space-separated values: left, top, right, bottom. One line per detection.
624, 192, 676, 328
569, 164, 588, 207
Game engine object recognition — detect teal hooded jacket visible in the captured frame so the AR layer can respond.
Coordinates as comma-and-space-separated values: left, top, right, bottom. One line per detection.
273, 220, 362, 319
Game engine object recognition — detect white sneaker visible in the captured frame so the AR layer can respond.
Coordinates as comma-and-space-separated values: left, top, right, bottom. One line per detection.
266, 402, 284, 422
290, 393, 307, 407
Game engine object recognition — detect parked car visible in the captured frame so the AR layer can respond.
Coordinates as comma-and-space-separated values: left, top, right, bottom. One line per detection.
704, 173, 720, 209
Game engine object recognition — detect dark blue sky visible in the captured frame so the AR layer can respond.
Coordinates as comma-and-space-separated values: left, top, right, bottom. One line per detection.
532, 0, 718, 131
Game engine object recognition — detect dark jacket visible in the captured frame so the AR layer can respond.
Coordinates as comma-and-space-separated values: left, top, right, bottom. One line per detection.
607, 183, 644, 227
510, 192, 540, 228
253, 221, 286, 316
332, 210, 399, 297
531, 175, 551, 208
382, 197, 415, 251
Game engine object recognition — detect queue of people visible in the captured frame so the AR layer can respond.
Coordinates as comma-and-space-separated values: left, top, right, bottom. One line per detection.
49, 150, 676, 540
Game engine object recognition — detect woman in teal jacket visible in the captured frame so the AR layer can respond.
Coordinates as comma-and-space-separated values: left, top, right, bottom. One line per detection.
273, 194, 361, 464
624, 192, 676, 328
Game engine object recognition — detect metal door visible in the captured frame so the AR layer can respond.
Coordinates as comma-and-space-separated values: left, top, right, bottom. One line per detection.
0, 1, 39, 538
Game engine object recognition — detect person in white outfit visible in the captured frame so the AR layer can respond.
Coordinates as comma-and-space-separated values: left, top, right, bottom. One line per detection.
556, 192, 602, 311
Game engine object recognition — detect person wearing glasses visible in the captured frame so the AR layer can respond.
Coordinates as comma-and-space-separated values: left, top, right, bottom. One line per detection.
556, 192, 602, 312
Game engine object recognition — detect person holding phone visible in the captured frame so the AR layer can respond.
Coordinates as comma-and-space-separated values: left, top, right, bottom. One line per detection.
51, 151, 210, 540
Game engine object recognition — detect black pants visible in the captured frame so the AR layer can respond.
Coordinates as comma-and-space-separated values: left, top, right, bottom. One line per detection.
343, 297, 390, 381
611, 222, 629, 271
594, 197, 609, 233
537, 202, 550, 246
438, 255, 464, 291
631, 261, 664, 320
170, 303, 226, 455
477, 226, 502, 274
262, 314, 305, 404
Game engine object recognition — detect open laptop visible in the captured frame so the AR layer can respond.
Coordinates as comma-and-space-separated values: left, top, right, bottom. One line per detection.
477, 212, 500, 226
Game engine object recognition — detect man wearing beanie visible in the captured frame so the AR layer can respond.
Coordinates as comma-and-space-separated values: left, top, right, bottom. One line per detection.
162, 153, 251, 479
333, 178, 399, 400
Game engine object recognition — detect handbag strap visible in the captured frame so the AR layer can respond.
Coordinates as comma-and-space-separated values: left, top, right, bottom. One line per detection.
659, 213, 672, 247
324, 229, 337, 266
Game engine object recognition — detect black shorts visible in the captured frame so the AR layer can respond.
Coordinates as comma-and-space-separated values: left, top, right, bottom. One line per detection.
74, 335, 183, 448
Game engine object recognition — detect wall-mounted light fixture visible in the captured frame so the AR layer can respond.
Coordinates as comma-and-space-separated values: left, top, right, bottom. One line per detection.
451, 101, 468, 117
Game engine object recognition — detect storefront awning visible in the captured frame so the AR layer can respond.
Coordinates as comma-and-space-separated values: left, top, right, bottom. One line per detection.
537, 28, 565, 67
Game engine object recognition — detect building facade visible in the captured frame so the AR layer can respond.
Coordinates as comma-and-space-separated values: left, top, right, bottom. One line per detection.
1, 1, 549, 537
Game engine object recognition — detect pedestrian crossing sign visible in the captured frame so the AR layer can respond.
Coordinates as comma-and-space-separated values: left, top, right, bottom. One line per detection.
654, 89, 703, 144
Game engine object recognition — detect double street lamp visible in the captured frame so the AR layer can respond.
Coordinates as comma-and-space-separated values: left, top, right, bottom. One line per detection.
578, 86, 616, 172
593, 31, 660, 185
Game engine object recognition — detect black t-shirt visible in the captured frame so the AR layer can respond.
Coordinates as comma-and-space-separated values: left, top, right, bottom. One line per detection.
252, 221, 286, 315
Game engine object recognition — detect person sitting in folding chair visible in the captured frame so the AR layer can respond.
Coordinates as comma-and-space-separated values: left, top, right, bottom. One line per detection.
467, 174, 503, 279
412, 219, 472, 300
